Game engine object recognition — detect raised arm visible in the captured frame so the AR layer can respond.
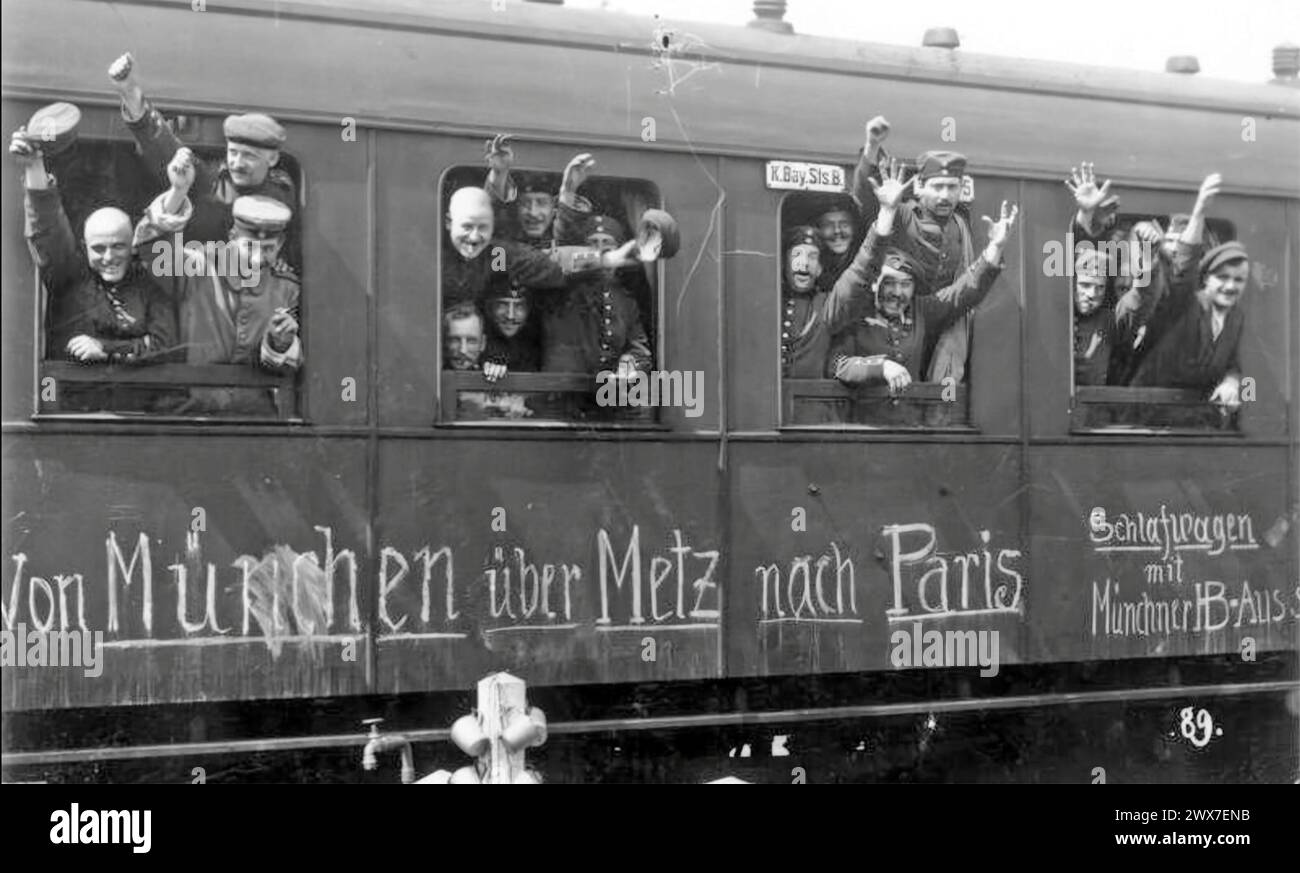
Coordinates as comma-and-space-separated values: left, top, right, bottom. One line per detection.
850, 115, 891, 216
133, 147, 198, 248
109, 53, 215, 192
12, 129, 81, 292
483, 134, 516, 205
1164, 173, 1221, 313
1065, 162, 1113, 240
921, 201, 1017, 327
554, 152, 596, 245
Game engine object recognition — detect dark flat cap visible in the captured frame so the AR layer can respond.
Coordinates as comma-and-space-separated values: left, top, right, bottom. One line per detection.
1198, 240, 1249, 279
637, 208, 680, 260
223, 113, 286, 149
516, 172, 556, 196
23, 102, 81, 157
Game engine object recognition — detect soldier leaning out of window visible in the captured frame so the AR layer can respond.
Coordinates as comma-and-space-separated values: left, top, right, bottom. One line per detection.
482, 275, 542, 381
1129, 173, 1249, 414
108, 52, 300, 270
136, 148, 302, 416
482, 135, 614, 253
11, 114, 177, 413
441, 186, 639, 313
443, 303, 532, 420
830, 161, 1018, 395
539, 214, 653, 378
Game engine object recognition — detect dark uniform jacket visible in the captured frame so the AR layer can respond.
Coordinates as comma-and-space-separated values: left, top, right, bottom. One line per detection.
540, 273, 652, 374
1131, 241, 1244, 393
442, 239, 569, 310
852, 149, 977, 382
27, 186, 176, 364
1074, 306, 1119, 387
26, 186, 177, 412
829, 228, 1001, 383
485, 328, 541, 372
125, 102, 300, 267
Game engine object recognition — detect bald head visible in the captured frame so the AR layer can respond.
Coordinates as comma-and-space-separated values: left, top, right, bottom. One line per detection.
446, 186, 494, 260
85, 207, 132, 240
83, 207, 133, 284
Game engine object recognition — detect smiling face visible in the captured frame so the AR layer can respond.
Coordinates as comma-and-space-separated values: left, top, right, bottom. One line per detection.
784, 243, 822, 294
83, 208, 133, 284
517, 191, 556, 240
816, 208, 855, 256
446, 188, 495, 261
444, 311, 485, 370
491, 296, 530, 338
1205, 259, 1248, 311
917, 175, 960, 219
226, 142, 278, 189
874, 265, 915, 320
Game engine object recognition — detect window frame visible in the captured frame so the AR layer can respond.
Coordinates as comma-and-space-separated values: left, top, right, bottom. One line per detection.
30, 134, 307, 425
433, 162, 669, 431
776, 187, 976, 433
1065, 210, 1241, 437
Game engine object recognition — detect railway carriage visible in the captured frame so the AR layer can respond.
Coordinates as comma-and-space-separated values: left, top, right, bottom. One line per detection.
2, 0, 1296, 782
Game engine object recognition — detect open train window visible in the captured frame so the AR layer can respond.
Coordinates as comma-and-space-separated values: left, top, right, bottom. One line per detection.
31, 137, 304, 421
778, 190, 972, 429
1068, 212, 1240, 434
437, 165, 662, 426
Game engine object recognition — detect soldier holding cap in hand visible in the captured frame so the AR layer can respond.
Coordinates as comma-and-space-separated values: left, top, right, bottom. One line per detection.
10, 106, 176, 411
109, 51, 299, 267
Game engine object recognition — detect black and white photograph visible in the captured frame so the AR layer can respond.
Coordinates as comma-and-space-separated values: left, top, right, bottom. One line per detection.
1, 0, 1297, 821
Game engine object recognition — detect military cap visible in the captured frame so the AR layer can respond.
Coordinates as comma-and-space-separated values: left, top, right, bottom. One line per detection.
487, 275, 530, 301
880, 248, 921, 279
585, 214, 626, 245
232, 195, 293, 238
223, 113, 286, 150
22, 102, 81, 157
516, 172, 556, 196
1198, 240, 1249, 280
784, 224, 820, 252
636, 208, 680, 260
915, 150, 967, 182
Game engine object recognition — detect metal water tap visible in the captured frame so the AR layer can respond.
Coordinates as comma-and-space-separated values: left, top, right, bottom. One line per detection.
361, 717, 416, 784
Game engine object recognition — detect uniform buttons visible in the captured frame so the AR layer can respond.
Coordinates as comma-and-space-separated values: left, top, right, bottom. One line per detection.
781, 332, 790, 340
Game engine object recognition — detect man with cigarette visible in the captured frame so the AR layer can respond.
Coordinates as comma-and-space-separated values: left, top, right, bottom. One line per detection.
140, 148, 302, 415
